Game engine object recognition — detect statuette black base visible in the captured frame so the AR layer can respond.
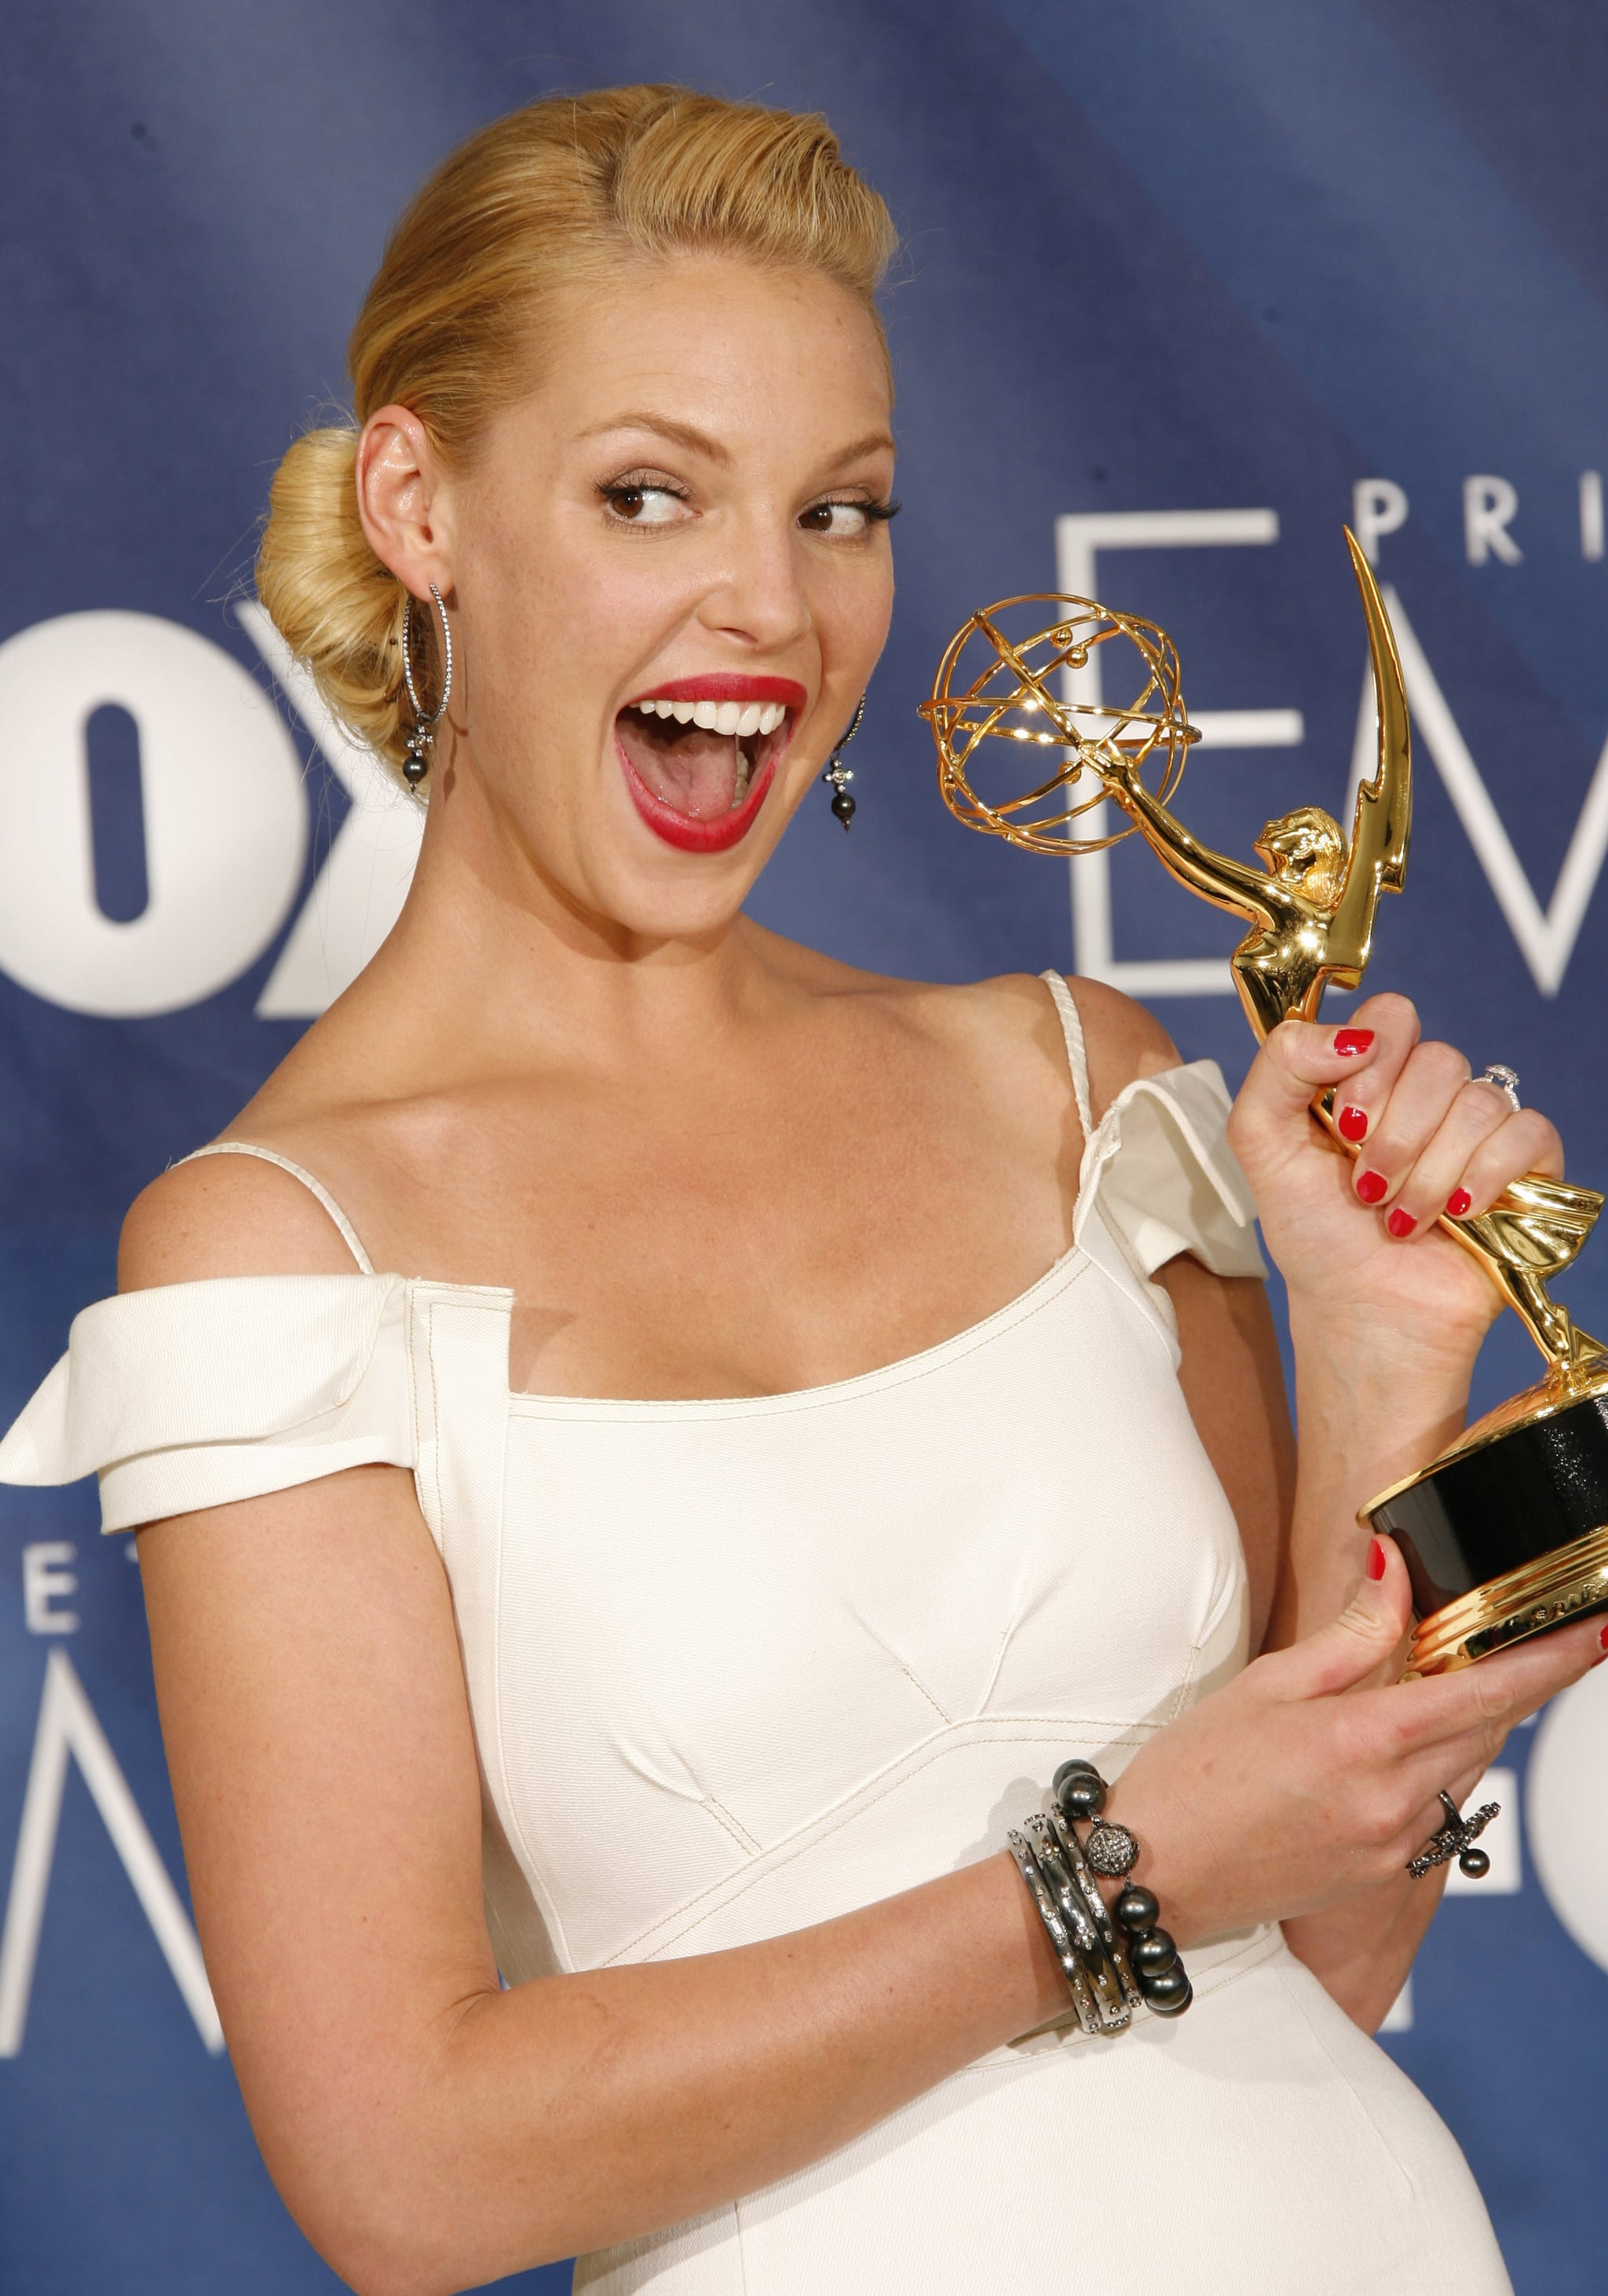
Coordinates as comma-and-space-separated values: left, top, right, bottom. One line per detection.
1365, 1369, 1608, 1673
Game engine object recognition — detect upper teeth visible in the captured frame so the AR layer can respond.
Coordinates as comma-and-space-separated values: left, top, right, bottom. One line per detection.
630, 697, 788, 737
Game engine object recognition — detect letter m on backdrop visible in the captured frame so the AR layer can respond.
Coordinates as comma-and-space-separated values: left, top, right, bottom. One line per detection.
0, 1651, 222, 2055
1054, 513, 1608, 1000
1380, 593, 1608, 996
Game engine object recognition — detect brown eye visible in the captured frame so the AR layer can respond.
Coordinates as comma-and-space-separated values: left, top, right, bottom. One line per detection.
601, 481, 687, 527
799, 499, 891, 538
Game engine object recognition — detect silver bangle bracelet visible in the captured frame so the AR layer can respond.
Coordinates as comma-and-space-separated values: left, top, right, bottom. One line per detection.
1025, 1814, 1132, 2032
1047, 1802, 1144, 2019
1007, 1827, 1102, 2035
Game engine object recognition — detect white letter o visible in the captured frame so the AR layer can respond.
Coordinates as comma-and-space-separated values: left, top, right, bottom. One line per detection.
1527, 1657, 1608, 1974
0, 611, 305, 1017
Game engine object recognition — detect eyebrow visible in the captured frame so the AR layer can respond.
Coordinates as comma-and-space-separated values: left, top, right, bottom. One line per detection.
576, 414, 896, 471
821, 429, 898, 470
576, 412, 734, 462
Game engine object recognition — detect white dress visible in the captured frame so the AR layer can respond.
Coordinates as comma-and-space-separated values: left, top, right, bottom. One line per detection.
0, 975, 1510, 2294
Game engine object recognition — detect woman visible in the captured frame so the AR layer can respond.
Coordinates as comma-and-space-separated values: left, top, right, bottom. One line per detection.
2, 86, 1599, 2296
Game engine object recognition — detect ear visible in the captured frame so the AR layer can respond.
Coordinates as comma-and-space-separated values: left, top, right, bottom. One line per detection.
355, 404, 455, 599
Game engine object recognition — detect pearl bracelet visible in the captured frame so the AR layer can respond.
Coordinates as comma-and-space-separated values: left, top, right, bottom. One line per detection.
1010, 1759, 1193, 2029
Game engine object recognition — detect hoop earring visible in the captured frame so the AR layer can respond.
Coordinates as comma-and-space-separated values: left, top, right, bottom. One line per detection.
821, 694, 866, 830
401, 583, 453, 788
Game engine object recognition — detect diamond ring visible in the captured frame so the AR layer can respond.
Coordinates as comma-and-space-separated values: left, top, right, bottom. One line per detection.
1479, 1064, 1521, 1114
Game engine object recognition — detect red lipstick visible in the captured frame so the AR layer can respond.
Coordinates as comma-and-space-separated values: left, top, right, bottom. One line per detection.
616, 671, 804, 854
626, 673, 807, 708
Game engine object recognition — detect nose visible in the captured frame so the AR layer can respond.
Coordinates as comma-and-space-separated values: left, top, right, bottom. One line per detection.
696, 507, 814, 656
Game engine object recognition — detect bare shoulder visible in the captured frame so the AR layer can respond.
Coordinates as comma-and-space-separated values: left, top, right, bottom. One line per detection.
119, 1150, 364, 1293
1059, 974, 1182, 1121
886, 969, 1181, 1128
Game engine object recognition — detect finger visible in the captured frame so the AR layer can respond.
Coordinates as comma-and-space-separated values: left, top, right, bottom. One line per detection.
1399, 1719, 1516, 1812
1439, 1756, 1497, 1815
1321, 990, 1420, 1156
1345, 1036, 1470, 1221
1230, 993, 1417, 1167
1453, 1108, 1565, 1213
1405, 1770, 1482, 1844
1368, 1072, 1506, 1238
1402, 1737, 1512, 1842
1260, 1534, 1414, 1700
1384, 1610, 1608, 1757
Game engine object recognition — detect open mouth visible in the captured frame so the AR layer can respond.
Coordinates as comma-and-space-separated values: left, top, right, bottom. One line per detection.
616, 675, 806, 854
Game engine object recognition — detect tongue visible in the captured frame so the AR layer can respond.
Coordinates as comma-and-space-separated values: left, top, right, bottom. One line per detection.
617, 715, 743, 820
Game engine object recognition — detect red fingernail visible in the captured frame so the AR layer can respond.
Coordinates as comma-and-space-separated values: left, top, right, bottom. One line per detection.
1599, 1621, 1608, 1651
1357, 1169, 1388, 1204
1337, 1104, 1369, 1143
1334, 1029, 1375, 1055
1446, 1189, 1472, 1217
1387, 1208, 1415, 1237
1367, 1537, 1387, 1581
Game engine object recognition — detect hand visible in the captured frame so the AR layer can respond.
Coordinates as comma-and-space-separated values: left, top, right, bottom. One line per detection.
1226, 991, 1563, 1369
1106, 1536, 1606, 1943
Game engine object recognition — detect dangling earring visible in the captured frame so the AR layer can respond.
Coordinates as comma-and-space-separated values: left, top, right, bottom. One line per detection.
400, 583, 453, 788
821, 694, 866, 830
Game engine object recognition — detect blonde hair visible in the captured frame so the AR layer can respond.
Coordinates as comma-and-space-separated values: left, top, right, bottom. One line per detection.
256, 86, 897, 783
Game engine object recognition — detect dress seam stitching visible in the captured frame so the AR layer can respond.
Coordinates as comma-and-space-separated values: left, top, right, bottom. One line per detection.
901, 1667, 952, 1727
701, 1796, 764, 1856
604, 1722, 1156, 1967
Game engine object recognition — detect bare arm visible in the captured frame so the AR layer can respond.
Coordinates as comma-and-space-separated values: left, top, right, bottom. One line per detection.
139, 1465, 1068, 2294
1082, 983, 1523, 2032
1214, 993, 1594, 2027
1159, 1260, 1295, 1658
124, 1157, 1072, 2294
1073, 979, 1442, 2028
1076, 975, 1293, 1651
1163, 1257, 1453, 2029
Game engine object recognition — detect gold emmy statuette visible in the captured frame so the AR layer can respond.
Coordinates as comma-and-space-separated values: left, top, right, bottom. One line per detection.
921, 531, 1608, 1674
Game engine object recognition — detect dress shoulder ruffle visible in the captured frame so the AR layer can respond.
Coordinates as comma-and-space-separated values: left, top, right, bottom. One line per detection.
1073, 1060, 1266, 1359
0, 1274, 417, 1531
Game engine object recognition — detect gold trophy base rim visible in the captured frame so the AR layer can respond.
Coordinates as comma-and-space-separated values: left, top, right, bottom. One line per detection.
1407, 1522, 1608, 1676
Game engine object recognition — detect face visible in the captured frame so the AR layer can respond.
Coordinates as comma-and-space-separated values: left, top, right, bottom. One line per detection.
364, 257, 897, 945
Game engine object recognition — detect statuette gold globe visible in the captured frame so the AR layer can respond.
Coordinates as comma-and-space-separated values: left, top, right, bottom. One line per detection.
918, 593, 1200, 856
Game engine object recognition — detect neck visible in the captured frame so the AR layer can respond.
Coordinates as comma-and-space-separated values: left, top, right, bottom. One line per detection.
346, 736, 777, 1086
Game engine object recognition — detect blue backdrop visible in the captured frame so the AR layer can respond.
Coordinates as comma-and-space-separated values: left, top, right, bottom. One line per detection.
4, 4, 1607, 2290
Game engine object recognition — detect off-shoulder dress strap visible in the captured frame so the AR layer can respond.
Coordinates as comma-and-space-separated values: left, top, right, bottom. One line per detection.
1038, 970, 1095, 1135
178, 1142, 375, 1274
1031, 970, 1267, 1361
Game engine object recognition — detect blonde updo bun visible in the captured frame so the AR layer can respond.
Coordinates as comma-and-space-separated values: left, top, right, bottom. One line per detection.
255, 86, 898, 788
